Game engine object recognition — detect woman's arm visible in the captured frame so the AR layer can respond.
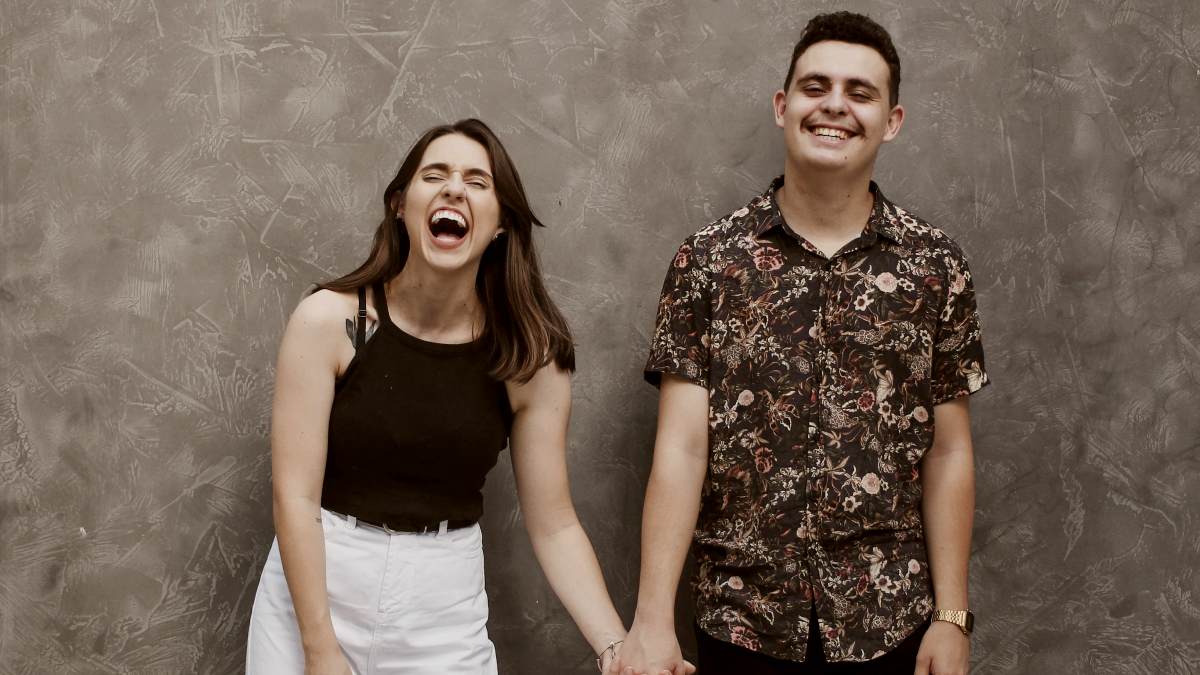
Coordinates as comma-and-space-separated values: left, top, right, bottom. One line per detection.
270, 291, 353, 673
507, 363, 627, 665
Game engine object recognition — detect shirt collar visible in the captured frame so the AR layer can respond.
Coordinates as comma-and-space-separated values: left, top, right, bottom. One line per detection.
752, 176, 907, 246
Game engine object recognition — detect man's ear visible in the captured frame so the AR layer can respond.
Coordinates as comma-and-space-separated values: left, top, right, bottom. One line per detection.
883, 104, 905, 143
773, 89, 788, 128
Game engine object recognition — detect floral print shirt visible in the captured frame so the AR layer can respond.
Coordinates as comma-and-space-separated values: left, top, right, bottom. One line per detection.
644, 177, 989, 662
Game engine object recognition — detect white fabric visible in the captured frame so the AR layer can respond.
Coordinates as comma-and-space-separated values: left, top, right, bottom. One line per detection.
246, 509, 496, 674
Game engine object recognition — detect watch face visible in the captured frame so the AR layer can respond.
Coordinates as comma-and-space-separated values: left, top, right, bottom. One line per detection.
964, 611, 975, 633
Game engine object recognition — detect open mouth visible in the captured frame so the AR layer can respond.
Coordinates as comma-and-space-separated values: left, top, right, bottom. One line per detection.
808, 125, 855, 141
429, 208, 469, 244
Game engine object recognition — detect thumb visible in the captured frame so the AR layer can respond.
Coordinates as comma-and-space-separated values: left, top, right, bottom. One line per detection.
914, 654, 931, 675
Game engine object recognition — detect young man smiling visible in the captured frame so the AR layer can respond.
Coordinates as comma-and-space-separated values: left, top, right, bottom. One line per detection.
613, 12, 988, 675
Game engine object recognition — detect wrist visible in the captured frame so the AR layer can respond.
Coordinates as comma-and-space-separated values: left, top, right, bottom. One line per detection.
590, 628, 627, 657
931, 608, 974, 636
595, 638, 623, 673
300, 629, 340, 656
632, 607, 676, 631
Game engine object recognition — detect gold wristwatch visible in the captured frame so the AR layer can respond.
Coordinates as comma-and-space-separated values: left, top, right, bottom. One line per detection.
933, 609, 974, 636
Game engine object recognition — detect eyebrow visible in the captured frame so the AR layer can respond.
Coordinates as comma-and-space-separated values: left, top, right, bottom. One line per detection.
795, 73, 882, 96
419, 162, 493, 180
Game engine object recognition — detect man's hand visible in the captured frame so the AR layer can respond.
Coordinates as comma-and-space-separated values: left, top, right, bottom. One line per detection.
914, 621, 969, 675
608, 618, 695, 675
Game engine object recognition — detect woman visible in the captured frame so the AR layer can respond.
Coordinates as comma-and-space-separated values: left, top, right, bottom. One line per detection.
245, 119, 634, 674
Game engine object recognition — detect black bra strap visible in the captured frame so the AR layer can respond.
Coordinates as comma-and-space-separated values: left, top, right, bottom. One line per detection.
355, 286, 367, 349
372, 282, 393, 327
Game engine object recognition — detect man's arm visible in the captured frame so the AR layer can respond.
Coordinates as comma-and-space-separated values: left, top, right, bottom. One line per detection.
916, 396, 974, 675
611, 374, 707, 675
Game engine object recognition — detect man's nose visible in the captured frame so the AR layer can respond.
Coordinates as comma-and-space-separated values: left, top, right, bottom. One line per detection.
821, 88, 849, 115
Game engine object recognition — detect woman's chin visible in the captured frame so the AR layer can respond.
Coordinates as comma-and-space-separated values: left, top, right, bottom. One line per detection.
415, 240, 483, 275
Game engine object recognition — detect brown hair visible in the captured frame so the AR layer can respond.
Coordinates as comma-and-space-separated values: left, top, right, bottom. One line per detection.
784, 11, 901, 107
318, 118, 574, 383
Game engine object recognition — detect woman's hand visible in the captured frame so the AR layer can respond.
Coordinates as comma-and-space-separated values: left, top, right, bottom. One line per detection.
608, 617, 695, 675
304, 646, 354, 675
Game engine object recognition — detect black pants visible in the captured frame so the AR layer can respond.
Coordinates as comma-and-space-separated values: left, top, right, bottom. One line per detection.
695, 610, 929, 674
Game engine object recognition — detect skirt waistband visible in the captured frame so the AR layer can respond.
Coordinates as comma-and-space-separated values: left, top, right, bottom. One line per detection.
325, 509, 475, 535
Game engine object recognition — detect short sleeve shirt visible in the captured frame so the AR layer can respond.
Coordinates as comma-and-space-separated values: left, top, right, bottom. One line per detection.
644, 177, 989, 662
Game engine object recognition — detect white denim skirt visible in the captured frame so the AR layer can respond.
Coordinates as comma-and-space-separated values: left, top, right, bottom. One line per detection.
246, 509, 496, 674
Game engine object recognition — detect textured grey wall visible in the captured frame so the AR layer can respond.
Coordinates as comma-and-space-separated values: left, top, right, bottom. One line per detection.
2, 1, 1198, 673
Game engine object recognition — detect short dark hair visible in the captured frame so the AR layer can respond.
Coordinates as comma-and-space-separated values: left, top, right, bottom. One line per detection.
783, 12, 901, 107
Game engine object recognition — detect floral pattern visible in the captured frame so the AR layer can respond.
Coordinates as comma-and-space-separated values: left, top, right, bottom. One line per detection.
644, 177, 989, 662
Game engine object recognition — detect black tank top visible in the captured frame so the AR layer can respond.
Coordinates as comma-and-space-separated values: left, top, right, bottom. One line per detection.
321, 283, 511, 527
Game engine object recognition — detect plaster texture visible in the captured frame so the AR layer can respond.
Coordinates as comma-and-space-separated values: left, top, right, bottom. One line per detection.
2, 1, 1198, 673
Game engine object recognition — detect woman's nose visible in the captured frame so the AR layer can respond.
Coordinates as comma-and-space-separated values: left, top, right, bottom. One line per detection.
442, 173, 466, 198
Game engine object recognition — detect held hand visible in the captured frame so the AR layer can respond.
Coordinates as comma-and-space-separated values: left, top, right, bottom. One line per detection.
914, 621, 969, 675
304, 646, 354, 675
609, 619, 696, 675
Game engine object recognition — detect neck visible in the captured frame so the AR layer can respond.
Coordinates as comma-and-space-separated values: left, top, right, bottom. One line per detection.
776, 161, 875, 254
386, 261, 482, 340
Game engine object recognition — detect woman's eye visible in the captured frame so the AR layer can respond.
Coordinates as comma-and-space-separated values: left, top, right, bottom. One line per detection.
422, 174, 442, 182
468, 181, 488, 189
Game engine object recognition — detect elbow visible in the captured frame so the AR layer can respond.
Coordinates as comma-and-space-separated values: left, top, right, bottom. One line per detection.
650, 439, 709, 483
524, 502, 581, 542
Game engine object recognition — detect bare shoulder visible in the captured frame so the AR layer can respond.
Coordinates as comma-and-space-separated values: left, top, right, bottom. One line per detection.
506, 361, 571, 415
291, 288, 357, 328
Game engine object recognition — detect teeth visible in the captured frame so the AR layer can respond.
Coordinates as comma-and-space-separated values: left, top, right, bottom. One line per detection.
813, 127, 850, 140
432, 209, 466, 227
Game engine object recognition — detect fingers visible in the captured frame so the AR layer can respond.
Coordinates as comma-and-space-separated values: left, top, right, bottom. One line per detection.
914, 653, 931, 675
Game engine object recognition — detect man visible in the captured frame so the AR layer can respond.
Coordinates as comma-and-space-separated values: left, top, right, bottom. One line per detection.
613, 12, 988, 675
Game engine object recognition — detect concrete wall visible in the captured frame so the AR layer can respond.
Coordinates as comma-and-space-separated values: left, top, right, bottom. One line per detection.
2, 1, 1197, 673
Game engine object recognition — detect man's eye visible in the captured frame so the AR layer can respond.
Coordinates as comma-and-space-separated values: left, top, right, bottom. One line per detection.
423, 174, 443, 182
468, 180, 488, 188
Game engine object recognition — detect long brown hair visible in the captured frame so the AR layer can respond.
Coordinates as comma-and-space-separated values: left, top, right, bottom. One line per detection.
317, 119, 574, 383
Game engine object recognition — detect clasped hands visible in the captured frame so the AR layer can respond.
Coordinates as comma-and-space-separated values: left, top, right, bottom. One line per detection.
599, 618, 695, 675
599, 616, 969, 674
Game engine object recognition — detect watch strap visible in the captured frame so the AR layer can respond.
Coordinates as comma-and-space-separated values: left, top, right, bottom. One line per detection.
932, 609, 974, 635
